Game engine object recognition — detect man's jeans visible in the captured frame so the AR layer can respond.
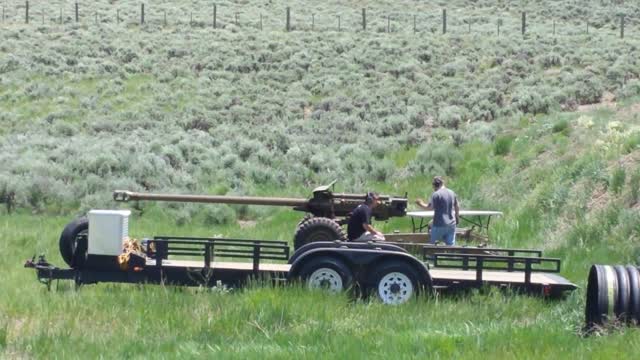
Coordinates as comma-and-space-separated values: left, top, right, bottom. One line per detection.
430, 225, 456, 246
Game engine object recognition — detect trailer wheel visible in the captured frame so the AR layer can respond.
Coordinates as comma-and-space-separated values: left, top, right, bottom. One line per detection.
299, 256, 353, 293
59, 217, 89, 268
293, 217, 346, 250
372, 260, 420, 305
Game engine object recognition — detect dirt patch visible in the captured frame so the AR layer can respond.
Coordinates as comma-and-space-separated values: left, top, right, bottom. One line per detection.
238, 220, 257, 229
617, 102, 640, 120
303, 106, 312, 120
577, 92, 617, 112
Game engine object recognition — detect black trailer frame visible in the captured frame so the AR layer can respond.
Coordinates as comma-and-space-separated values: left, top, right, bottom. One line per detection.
25, 238, 576, 299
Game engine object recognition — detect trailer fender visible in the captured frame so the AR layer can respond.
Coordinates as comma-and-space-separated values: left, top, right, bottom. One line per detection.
288, 247, 431, 289
289, 241, 407, 265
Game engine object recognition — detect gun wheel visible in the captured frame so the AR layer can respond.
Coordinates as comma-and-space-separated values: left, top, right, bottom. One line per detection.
293, 217, 346, 250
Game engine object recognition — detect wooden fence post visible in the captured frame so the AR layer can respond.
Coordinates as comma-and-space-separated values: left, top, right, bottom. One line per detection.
362, 8, 366, 31
620, 15, 624, 39
117, 9, 119, 24
521, 11, 526, 36
25, 1, 28, 24
213, 4, 216, 29
286, 7, 290, 31
442, 9, 446, 34
75, 2, 78, 22
141, 3, 144, 25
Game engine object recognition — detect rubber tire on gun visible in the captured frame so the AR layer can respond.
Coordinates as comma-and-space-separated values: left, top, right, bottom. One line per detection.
59, 217, 89, 268
298, 256, 354, 293
293, 217, 346, 250
371, 260, 421, 305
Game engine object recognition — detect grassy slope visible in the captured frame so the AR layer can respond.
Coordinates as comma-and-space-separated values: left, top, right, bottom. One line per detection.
2, 100, 640, 358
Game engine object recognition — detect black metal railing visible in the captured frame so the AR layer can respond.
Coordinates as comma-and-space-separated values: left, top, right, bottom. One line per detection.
429, 252, 562, 286
151, 236, 290, 273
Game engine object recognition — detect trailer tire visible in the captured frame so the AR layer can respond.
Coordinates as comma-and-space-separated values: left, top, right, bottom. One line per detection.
371, 260, 421, 305
59, 217, 89, 268
299, 256, 353, 293
293, 217, 346, 250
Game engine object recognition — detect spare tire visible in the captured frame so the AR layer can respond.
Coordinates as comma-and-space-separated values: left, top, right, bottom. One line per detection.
293, 217, 346, 250
59, 217, 89, 268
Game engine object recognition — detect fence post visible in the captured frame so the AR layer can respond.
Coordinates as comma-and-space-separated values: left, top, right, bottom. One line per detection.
362, 8, 366, 31
387, 15, 390, 33
521, 11, 526, 36
117, 9, 119, 24
75, 2, 78, 23
213, 4, 216, 29
286, 7, 290, 31
468, 22, 471, 33
442, 9, 446, 34
414, 14, 416, 33
141, 4, 144, 25
553, 19, 555, 35
620, 15, 624, 39
164, 10, 167, 26
59, 8, 62, 24
586, 22, 588, 34
190, 12, 192, 26
311, 13, 314, 30
497, 21, 500, 36
235, 12, 238, 26
25, 1, 28, 24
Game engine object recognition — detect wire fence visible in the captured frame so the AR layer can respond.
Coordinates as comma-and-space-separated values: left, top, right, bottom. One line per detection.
0, 1, 637, 39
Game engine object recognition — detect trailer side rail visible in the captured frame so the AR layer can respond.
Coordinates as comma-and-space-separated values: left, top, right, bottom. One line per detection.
429, 252, 562, 286
151, 236, 290, 273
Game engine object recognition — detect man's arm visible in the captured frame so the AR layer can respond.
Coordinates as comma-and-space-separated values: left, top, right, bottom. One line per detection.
363, 223, 383, 236
415, 198, 433, 210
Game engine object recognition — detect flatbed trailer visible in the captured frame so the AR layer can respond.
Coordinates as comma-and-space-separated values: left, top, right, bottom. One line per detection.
26, 235, 577, 303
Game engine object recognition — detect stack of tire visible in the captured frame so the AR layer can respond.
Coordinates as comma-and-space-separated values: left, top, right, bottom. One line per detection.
585, 264, 640, 329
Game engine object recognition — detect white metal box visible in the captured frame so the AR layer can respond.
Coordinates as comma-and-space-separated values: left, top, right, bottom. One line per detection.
88, 210, 131, 256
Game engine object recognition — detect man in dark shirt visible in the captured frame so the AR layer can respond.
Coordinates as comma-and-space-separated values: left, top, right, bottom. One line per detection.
416, 176, 460, 245
347, 192, 386, 242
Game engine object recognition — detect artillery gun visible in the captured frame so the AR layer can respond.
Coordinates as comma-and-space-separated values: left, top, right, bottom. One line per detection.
113, 181, 408, 249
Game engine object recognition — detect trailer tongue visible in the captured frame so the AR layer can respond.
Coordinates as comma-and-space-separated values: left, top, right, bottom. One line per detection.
26, 210, 576, 304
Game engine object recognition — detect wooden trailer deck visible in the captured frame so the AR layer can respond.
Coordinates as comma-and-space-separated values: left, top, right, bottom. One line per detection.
150, 258, 576, 290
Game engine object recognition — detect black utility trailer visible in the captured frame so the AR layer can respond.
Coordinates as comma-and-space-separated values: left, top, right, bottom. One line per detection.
26, 236, 576, 304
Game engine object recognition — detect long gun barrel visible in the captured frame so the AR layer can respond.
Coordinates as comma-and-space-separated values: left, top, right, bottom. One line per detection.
113, 183, 407, 221
113, 190, 308, 207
